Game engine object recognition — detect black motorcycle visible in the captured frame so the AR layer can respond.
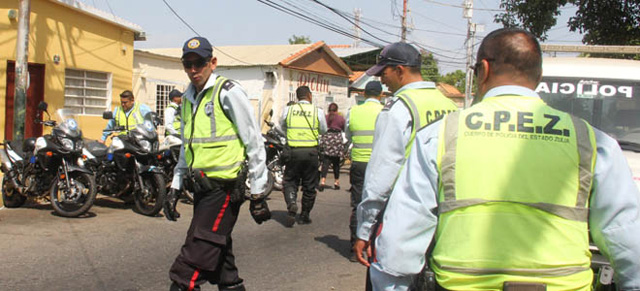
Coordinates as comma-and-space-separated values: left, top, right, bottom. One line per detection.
262, 119, 287, 196
157, 134, 194, 202
0, 102, 97, 217
83, 111, 165, 216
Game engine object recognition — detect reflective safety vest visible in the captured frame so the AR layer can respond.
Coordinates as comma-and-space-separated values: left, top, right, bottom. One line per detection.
115, 102, 144, 131
396, 87, 458, 157
182, 77, 245, 179
349, 100, 383, 162
431, 95, 596, 290
286, 103, 319, 147
165, 103, 181, 136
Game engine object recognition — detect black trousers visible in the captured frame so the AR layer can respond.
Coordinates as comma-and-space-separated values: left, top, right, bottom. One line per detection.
283, 147, 319, 214
169, 179, 243, 290
320, 155, 341, 180
349, 161, 367, 248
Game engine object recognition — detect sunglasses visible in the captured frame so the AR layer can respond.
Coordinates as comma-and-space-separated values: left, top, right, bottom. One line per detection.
472, 58, 495, 77
182, 58, 211, 69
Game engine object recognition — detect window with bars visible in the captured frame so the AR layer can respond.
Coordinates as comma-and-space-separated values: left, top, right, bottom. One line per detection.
156, 84, 175, 123
64, 69, 111, 115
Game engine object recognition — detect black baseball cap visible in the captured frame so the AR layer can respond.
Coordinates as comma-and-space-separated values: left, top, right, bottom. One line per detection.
364, 81, 383, 96
366, 42, 422, 76
182, 37, 213, 59
169, 89, 182, 99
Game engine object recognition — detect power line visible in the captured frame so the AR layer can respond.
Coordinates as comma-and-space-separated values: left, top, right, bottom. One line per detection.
423, 0, 504, 12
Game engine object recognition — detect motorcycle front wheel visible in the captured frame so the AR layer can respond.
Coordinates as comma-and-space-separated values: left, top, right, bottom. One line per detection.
2, 176, 26, 208
50, 172, 97, 217
134, 173, 166, 216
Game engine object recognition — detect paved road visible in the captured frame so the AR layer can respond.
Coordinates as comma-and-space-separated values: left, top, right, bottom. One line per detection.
0, 174, 367, 291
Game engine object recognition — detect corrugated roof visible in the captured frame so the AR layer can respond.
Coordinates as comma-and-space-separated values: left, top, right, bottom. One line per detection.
331, 46, 380, 58
51, 0, 145, 40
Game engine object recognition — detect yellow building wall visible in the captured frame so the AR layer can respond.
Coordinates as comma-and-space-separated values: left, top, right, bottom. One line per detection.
0, 0, 138, 141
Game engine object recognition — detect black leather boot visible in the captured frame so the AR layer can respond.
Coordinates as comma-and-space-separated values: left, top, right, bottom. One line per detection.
298, 211, 312, 224
219, 282, 246, 291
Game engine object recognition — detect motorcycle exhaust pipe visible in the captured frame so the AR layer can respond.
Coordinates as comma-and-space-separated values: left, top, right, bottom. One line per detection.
0, 149, 24, 193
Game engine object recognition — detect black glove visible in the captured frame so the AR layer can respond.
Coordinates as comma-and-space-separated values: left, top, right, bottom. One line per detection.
249, 194, 271, 224
163, 188, 181, 221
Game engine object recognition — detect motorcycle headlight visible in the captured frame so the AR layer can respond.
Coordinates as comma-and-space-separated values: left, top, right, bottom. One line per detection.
75, 139, 84, 151
77, 157, 85, 167
60, 138, 74, 151
35, 137, 47, 151
279, 137, 287, 144
111, 137, 125, 150
139, 140, 152, 152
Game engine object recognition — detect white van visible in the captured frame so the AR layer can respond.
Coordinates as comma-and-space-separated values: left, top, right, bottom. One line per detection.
536, 57, 640, 187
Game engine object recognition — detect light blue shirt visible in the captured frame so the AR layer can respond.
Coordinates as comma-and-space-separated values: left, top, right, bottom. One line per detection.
101, 102, 152, 141
370, 85, 640, 290
171, 74, 268, 195
344, 98, 383, 143
279, 100, 328, 138
356, 81, 438, 240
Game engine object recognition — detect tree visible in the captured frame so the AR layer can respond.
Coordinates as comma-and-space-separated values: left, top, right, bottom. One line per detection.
440, 70, 467, 93
420, 52, 440, 82
495, 0, 640, 58
289, 35, 311, 44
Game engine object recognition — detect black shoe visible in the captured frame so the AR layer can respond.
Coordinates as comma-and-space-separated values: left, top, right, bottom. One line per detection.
318, 184, 325, 191
348, 253, 358, 263
170, 282, 185, 291
334, 184, 340, 190
285, 203, 297, 227
298, 213, 312, 224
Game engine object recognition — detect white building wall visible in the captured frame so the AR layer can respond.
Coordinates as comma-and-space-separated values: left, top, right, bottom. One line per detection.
284, 69, 350, 118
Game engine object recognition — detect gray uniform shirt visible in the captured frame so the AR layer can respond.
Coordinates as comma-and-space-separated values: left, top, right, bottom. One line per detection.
171, 74, 268, 195
370, 85, 640, 290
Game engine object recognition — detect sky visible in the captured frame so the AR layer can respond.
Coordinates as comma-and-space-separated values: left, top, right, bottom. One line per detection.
86, 0, 583, 74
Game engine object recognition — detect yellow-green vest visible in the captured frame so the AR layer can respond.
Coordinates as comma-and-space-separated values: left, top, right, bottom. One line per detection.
396, 87, 458, 157
349, 100, 383, 162
165, 103, 181, 136
115, 102, 144, 131
182, 77, 245, 179
286, 103, 319, 147
431, 96, 596, 290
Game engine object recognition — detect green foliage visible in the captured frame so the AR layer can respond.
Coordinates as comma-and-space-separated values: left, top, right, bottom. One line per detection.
288, 35, 312, 44
440, 70, 467, 93
420, 52, 440, 82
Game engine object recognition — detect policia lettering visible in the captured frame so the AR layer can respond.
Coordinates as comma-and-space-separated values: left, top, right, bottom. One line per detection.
464, 111, 571, 142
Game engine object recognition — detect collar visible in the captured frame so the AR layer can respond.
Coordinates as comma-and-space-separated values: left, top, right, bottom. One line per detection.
364, 98, 381, 104
298, 100, 311, 104
395, 81, 436, 95
184, 73, 220, 104
483, 85, 540, 100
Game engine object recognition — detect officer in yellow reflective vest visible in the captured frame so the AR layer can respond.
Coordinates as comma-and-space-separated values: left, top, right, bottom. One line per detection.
369, 28, 640, 290
280, 85, 327, 227
164, 36, 271, 291
164, 89, 182, 136
354, 42, 458, 272
100, 90, 151, 143
345, 80, 384, 262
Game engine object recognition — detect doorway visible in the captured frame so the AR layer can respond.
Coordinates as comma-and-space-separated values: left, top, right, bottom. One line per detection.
4, 61, 45, 140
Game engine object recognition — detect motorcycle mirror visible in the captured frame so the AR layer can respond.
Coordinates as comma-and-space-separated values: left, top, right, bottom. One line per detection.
37, 101, 48, 112
103, 111, 114, 120
145, 112, 161, 127
269, 109, 273, 117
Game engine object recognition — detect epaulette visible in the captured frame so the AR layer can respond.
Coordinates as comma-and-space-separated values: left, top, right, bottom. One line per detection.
222, 80, 236, 91
382, 98, 398, 111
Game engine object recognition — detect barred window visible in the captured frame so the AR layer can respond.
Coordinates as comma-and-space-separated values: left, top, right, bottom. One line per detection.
64, 69, 111, 115
156, 84, 175, 123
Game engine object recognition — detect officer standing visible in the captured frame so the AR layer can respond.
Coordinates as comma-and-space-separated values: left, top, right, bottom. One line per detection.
163, 36, 271, 291
370, 28, 640, 290
345, 81, 384, 262
353, 43, 458, 266
164, 89, 182, 136
100, 90, 151, 143
280, 86, 327, 226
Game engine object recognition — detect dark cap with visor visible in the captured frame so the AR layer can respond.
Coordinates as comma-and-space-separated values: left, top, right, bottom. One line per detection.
182, 37, 213, 59
366, 42, 422, 76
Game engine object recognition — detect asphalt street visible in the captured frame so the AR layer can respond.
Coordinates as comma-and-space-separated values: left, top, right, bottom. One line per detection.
0, 172, 367, 291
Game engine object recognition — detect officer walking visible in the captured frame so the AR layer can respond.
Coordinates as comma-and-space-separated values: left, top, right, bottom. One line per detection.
344, 81, 384, 262
164, 89, 182, 136
353, 42, 458, 267
370, 28, 640, 290
163, 36, 271, 291
100, 90, 151, 143
280, 86, 327, 226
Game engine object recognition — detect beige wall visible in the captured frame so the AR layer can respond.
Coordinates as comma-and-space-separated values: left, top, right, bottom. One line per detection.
0, 0, 138, 140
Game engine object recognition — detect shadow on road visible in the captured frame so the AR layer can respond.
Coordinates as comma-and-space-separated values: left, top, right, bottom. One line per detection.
270, 210, 295, 227
314, 234, 351, 259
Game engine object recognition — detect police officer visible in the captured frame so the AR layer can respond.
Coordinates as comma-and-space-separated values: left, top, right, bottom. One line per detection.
280, 86, 327, 226
345, 81, 384, 262
163, 36, 271, 291
164, 89, 182, 136
354, 42, 458, 267
370, 28, 640, 290
100, 90, 151, 143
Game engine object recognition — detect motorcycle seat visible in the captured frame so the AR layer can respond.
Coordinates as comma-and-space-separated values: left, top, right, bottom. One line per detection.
6, 140, 27, 158
86, 140, 108, 157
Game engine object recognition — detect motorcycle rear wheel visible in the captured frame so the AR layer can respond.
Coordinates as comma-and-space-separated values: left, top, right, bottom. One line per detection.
134, 173, 166, 216
50, 172, 97, 217
2, 176, 26, 208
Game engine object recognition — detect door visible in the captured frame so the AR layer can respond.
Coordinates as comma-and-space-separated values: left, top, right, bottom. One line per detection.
5, 61, 45, 140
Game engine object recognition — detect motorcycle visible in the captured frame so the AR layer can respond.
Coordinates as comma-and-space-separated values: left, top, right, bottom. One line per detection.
83, 111, 165, 216
262, 118, 287, 196
157, 134, 194, 202
0, 102, 97, 217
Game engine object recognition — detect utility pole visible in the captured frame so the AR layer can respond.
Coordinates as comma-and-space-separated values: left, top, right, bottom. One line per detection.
353, 8, 361, 48
14, 0, 31, 144
463, 0, 474, 108
401, 0, 408, 42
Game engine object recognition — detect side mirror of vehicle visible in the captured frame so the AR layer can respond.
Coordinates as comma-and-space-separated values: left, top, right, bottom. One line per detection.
37, 101, 48, 112
103, 111, 113, 120
269, 109, 273, 117
145, 112, 161, 127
